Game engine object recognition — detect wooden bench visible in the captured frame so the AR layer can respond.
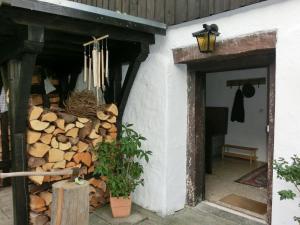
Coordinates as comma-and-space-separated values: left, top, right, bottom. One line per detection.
222, 144, 258, 165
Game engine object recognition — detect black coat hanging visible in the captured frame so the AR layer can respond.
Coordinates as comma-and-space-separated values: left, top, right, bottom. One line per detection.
231, 87, 245, 123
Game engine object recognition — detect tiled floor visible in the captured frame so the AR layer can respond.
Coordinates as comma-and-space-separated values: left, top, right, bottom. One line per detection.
0, 185, 264, 225
205, 158, 267, 219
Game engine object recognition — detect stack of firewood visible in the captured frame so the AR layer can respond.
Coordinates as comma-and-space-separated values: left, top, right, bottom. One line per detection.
27, 104, 118, 225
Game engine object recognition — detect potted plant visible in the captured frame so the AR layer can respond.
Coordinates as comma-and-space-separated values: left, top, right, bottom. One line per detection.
93, 123, 152, 218
274, 155, 300, 223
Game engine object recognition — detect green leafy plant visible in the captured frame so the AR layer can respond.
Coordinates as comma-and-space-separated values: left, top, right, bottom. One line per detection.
93, 123, 152, 197
274, 155, 300, 222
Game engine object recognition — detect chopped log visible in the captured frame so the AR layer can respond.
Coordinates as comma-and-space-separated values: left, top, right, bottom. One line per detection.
40, 133, 53, 145
89, 195, 99, 208
43, 176, 51, 183
65, 123, 75, 132
78, 121, 92, 139
69, 137, 79, 145
88, 165, 94, 173
64, 152, 75, 161
48, 148, 65, 163
80, 152, 92, 167
55, 118, 65, 130
96, 111, 109, 121
79, 166, 88, 176
72, 153, 81, 164
105, 104, 118, 116
75, 121, 84, 128
101, 122, 111, 130
66, 127, 79, 138
44, 125, 55, 134
30, 94, 43, 106
51, 137, 59, 149
39, 191, 52, 206
108, 124, 117, 133
29, 167, 45, 185
89, 178, 107, 192
109, 132, 117, 140
88, 129, 100, 139
89, 186, 96, 194
107, 116, 116, 124
29, 106, 44, 121
98, 128, 107, 136
59, 142, 72, 151
57, 112, 77, 124
28, 157, 46, 168
91, 151, 98, 162
30, 120, 50, 131
30, 212, 49, 225
42, 163, 55, 171
56, 134, 68, 143
104, 135, 114, 143
50, 176, 62, 182
92, 137, 103, 147
28, 142, 50, 158
32, 207, 47, 213
94, 122, 101, 132
27, 130, 42, 144
77, 117, 90, 123
71, 146, 78, 151
77, 141, 89, 153
51, 180, 89, 225
49, 95, 60, 103
53, 128, 65, 136
66, 162, 76, 168
30, 194, 46, 211
41, 112, 58, 122
32, 74, 41, 84
53, 160, 66, 169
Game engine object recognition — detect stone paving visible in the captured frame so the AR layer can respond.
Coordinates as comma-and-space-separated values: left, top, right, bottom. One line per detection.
0, 186, 264, 225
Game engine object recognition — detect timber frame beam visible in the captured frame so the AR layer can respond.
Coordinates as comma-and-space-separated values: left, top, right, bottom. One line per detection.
2, 25, 44, 225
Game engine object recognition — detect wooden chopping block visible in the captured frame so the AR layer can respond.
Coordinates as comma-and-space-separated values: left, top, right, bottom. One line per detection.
51, 180, 89, 225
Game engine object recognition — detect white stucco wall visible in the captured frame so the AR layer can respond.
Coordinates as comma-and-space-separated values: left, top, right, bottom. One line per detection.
206, 68, 268, 162
123, 0, 300, 223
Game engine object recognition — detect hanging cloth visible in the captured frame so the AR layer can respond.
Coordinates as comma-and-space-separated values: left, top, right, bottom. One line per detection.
231, 88, 245, 123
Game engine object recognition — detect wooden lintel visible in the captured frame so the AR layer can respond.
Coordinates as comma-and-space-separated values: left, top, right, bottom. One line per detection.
226, 77, 266, 87
117, 43, 149, 130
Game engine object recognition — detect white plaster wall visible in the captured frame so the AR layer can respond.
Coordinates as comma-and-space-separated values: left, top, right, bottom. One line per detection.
123, 0, 300, 223
206, 68, 268, 162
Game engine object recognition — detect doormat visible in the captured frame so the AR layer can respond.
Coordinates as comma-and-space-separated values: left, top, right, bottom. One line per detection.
235, 164, 267, 188
219, 194, 267, 215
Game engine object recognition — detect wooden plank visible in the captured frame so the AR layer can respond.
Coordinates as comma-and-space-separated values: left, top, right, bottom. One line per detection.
130, 0, 138, 16
208, 0, 215, 15
96, 0, 103, 7
230, 0, 241, 9
122, 0, 130, 14
214, 0, 224, 14
165, 0, 175, 25
154, 0, 165, 22
109, 0, 116, 11
138, 0, 147, 18
102, 0, 109, 9
175, 0, 187, 23
115, 0, 122, 12
146, 0, 155, 20
199, 0, 209, 17
188, 0, 200, 20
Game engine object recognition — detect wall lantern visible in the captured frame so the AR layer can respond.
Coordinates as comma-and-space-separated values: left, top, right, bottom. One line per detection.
192, 24, 220, 53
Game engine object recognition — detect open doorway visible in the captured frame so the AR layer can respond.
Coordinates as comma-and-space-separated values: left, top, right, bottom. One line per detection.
204, 68, 268, 220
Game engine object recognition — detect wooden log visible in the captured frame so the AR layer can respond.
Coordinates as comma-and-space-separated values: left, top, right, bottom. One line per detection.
78, 122, 92, 139
89, 178, 106, 192
107, 116, 116, 124
109, 132, 117, 140
57, 134, 69, 143
77, 141, 89, 153
88, 129, 100, 139
101, 122, 111, 130
48, 148, 65, 162
39, 191, 52, 206
59, 142, 72, 151
27, 130, 42, 144
92, 137, 103, 147
40, 133, 53, 145
30, 94, 43, 106
80, 152, 92, 167
53, 128, 65, 136
51, 180, 89, 225
51, 137, 59, 149
64, 152, 75, 161
96, 111, 109, 121
30, 212, 49, 225
69, 137, 79, 145
28, 157, 46, 168
99, 128, 107, 136
66, 162, 76, 168
57, 112, 77, 124
77, 117, 90, 123
29, 106, 44, 120
55, 118, 65, 130
28, 142, 50, 158
30, 194, 46, 211
29, 167, 45, 185
75, 121, 84, 128
104, 103, 118, 116
44, 125, 55, 134
42, 162, 54, 171
53, 160, 66, 169
30, 120, 50, 131
41, 112, 58, 122
108, 124, 117, 133
66, 127, 79, 138
65, 123, 75, 132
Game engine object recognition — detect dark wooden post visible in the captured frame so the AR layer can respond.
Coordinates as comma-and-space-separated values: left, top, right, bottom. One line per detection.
6, 25, 44, 225
186, 71, 206, 206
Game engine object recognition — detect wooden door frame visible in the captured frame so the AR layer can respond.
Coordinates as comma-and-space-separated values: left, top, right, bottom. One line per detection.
182, 33, 276, 225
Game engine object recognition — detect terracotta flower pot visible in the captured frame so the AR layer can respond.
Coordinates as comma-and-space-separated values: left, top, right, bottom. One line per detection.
110, 195, 132, 218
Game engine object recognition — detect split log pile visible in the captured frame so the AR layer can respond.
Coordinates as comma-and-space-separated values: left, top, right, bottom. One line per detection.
27, 104, 118, 225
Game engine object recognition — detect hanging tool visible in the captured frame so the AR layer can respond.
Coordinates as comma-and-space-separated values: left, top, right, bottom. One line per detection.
105, 39, 109, 86
101, 40, 105, 91
92, 38, 98, 88
83, 46, 87, 82
88, 45, 92, 90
